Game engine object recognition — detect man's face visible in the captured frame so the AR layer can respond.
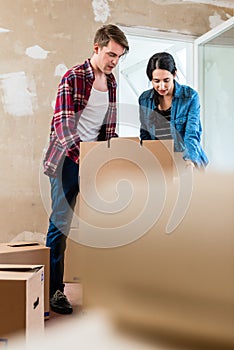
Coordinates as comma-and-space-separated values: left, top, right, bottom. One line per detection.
94, 40, 125, 74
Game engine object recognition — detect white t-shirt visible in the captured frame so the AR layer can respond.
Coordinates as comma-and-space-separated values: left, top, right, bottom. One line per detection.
77, 87, 109, 142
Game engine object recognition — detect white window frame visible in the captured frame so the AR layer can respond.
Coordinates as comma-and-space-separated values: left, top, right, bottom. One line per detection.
193, 17, 234, 171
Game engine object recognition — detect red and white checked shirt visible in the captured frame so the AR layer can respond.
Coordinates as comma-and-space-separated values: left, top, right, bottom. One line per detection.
43, 59, 118, 177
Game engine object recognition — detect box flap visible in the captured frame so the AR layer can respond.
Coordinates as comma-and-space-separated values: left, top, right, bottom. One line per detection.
7, 242, 40, 248
0, 264, 43, 272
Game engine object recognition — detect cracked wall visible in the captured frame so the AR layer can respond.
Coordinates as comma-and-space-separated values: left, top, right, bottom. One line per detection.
0, 0, 233, 241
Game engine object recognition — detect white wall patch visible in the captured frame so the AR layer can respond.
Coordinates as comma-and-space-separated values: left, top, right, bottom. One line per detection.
0, 71, 37, 117
0, 27, 10, 33
92, 0, 111, 23
25, 45, 50, 59
54, 63, 68, 77
53, 33, 71, 40
209, 12, 224, 28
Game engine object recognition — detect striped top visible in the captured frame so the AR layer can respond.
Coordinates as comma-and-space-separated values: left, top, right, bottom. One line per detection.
151, 106, 172, 140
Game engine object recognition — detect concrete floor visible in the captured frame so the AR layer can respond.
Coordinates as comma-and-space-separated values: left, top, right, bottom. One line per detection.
45, 283, 83, 331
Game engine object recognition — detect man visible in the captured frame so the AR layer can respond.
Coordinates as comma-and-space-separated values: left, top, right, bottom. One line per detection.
43, 24, 129, 314
44, 24, 129, 314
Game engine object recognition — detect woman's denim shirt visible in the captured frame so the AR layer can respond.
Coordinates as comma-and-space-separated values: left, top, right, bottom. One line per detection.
139, 80, 209, 168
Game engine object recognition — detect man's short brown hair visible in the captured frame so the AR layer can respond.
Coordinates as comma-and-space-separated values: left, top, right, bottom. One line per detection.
94, 24, 129, 55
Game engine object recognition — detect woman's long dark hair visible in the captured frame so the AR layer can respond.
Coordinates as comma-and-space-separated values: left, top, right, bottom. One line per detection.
146, 52, 177, 106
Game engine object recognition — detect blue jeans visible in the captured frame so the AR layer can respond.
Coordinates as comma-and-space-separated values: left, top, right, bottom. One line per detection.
46, 156, 79, 297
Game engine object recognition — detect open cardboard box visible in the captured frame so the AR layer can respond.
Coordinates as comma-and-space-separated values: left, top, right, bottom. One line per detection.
64, 137, 175, 281
78, 137, 175, 247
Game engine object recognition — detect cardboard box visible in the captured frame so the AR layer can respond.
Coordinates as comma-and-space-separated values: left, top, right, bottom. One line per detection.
0, 242, 50, 319
0, 264, 44, 345
71, 138, 234, 347
76, 138, 174, 248
64, 232, 83, 283
65, 138, 174, 280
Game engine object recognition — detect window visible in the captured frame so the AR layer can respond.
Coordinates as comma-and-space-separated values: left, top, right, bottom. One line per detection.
194, 17, 234, 172
118, 20, 234, 172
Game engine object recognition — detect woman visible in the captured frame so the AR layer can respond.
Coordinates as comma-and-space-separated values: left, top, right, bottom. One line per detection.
139, 52, 208, 169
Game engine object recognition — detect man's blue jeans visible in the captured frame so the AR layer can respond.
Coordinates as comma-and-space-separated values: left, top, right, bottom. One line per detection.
46, 156, 79, 297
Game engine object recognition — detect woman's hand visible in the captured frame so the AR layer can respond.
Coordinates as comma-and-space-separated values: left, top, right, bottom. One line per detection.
185, 160, 195, 169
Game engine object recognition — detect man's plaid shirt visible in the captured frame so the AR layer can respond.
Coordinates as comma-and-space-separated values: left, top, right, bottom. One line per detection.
43, 59, 118, 177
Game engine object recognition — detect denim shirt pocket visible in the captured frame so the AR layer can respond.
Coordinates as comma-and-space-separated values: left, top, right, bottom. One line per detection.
174, 116, 187, 132
171, 116, 187, 152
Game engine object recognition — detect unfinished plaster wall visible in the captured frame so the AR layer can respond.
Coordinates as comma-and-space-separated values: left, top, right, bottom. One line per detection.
0, 0, 233, 242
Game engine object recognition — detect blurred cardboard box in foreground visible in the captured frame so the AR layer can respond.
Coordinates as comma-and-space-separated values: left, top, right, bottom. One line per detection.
67, 136, 234, 349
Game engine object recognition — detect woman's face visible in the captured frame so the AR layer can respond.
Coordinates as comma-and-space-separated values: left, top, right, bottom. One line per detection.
151, 69, 175, 96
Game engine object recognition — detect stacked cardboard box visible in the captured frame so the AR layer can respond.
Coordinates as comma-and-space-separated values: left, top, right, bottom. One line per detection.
0, 242, 50, 319
0, 264, 44, 345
